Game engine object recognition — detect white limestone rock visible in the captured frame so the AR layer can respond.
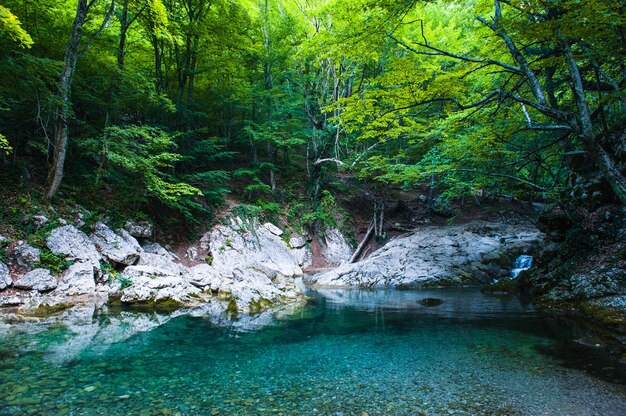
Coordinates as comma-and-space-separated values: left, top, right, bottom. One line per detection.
307, 221, 544, 289
56, 262, 96, 296
0, 261, 11, 290
90, 222, 140, 266
14, 268, 57, 292
13, 243, 41, 269
263, 222, 283, 236
124, 219, 154, 238
320, 228, 353, 266
120, 265, 200, 305
142, 242, 178, 260
203, 217, 302, 278
136, 252, 188, 276
46, 225, 101, 272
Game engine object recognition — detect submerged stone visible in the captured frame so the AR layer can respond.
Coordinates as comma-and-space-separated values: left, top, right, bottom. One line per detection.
418, 297, 443, 307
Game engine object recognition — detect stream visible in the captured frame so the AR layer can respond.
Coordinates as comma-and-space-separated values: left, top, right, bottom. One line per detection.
0, 287, 625, 415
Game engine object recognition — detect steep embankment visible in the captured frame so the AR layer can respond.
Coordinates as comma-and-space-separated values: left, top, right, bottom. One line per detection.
0, 212, 355, 318
522, 206, 626, 334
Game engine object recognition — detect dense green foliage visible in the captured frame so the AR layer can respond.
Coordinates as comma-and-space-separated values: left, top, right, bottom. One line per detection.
0, 0, 624, 230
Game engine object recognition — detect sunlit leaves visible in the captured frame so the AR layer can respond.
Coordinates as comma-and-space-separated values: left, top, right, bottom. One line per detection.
0, 5, 32, 48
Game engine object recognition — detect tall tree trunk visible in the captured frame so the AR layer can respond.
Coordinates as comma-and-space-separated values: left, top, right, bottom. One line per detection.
117, 0, 129, 69
47, 0, 115, 198
560, 37, 626, 205
47, 0, 89, 198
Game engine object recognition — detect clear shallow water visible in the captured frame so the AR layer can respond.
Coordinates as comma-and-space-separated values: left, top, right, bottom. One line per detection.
0, 288, 624, 416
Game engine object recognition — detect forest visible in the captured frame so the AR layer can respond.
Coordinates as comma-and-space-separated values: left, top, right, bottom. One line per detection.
0, 0, 624, 232
1, 2, 626, 414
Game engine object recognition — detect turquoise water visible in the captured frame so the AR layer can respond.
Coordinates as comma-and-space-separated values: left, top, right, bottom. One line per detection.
1, 288, 625, 415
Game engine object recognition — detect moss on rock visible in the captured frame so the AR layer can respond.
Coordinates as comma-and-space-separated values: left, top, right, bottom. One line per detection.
482, 278, 517, 295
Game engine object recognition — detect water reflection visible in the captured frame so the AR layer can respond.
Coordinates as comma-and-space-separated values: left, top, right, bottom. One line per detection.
0, 288, 624, 416
315, 286, 536, 318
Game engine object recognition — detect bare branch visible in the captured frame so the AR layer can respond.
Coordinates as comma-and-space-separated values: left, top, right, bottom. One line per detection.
313, 158, 344, 166
387, 33, 522, 74
417, 168, 548, 191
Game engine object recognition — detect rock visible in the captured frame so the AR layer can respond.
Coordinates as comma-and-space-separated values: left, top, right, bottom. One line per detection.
186, 247, 198, 261
204, 217, 302, 278
124, 220, 153, 238
320, 228, 352, 266
70, 209, 87, 228
227, 267, 302, 314
120, 266, 201, 305
289, 235, 311, 267
142, 242, 178, 260
184, 264, 230, 289
0, 295, 24, 306
30, 215, 50, 229
56, 262, 96, 296
307, 221, 544, 289
46, 225, 101, 271
0, 261, 11, 290
14, 269, 57, 292
12, 243, 41, 269
90, 222, 140, 265
292, 245, 312, 268
0, 235, 9, 246
136, 252, 188, 276
116, 228, 143, 253
263, 222, 283, 236
418, 298, 444, 307
289, 236, 307, 249
482, 278, 517, 295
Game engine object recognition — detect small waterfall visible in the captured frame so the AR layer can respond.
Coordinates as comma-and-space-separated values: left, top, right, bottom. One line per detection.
510, 255, 533, 279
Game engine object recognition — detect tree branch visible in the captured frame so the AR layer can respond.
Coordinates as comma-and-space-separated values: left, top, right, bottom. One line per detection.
417, 168, 548, 191
387, 33, 522, 74
78, 0, 116, 58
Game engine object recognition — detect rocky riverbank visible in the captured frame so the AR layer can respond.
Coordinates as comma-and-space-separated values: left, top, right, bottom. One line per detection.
520, 206, 626, 339
0, 216, 332, 316
305, 219, 544, 289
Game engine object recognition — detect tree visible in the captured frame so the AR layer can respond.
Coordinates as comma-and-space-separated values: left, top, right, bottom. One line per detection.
326, 0, 626, 205
47, 0, 115, 198
0, 4, 32, 48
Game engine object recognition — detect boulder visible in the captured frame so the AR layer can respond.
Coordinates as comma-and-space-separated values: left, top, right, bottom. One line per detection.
289, 236, 307, 249
116, 228, 143, 252
184, 264, 231, 290
307, 221, 544, 289
90, 222, 140, 265
30, 215, 50, 229
0, 235, 9, 246
263, 222, 283, 236
124, 220, 153, 238
142, 242, 178, 260
14, 269, 57, 292
227, 267, 302, 314
204, 217, 302, 278
46, 226, 101, 271
0, 261, 11, 290
289, 235, 311, 267
320, 228, 352, 265
0, 295, 24, 306
185, 246, 198, 261
291, 245, 312, 268
119, 266, 200, 305
136, 252, 188, 276
56, 262, 96, 296
12, 243, 41, 269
